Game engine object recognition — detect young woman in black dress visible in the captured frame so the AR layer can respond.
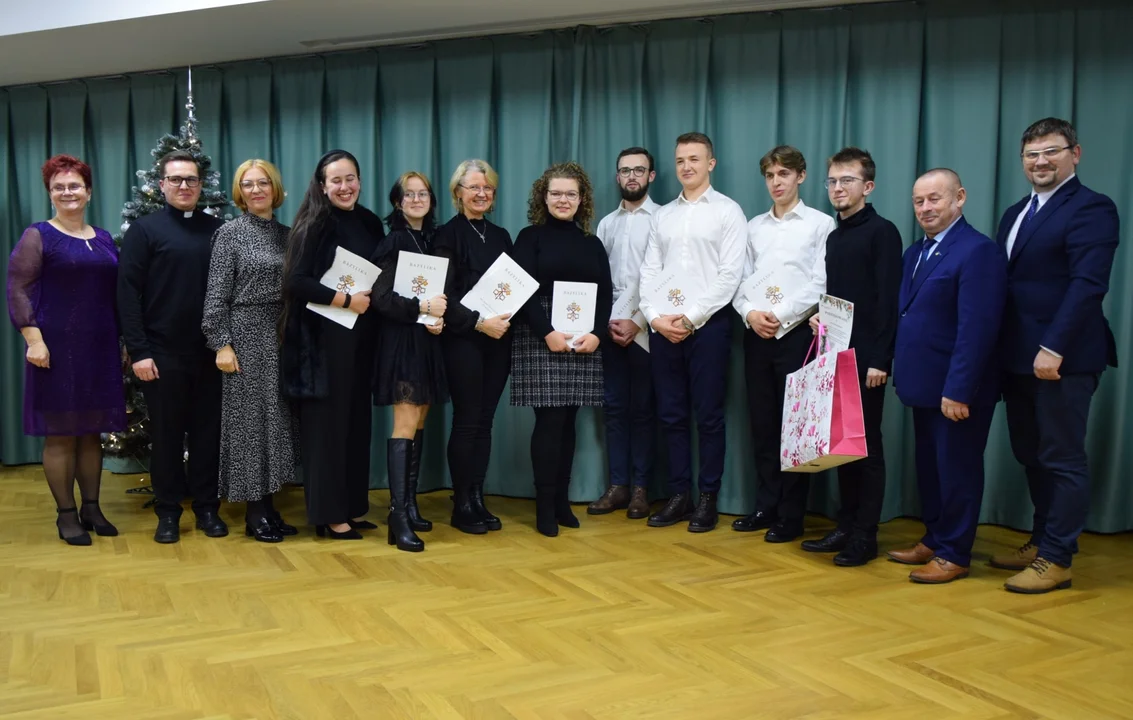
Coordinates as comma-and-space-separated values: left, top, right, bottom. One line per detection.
510, 162, 613, 536
372, 172, 448, 552
280, 150, 385, 540
434, 159, 515, 534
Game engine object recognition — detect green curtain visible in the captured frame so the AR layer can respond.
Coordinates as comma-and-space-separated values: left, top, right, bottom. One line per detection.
3, 0, 1131, 532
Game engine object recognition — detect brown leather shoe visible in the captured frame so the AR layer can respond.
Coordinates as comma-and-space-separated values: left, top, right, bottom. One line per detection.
626, 487, 650, 519
887, 542, 935, 565
909, 557, 970, 584
1004, 557, 1072, 594
587, 485, 630, 515
989, 541, 1038, 571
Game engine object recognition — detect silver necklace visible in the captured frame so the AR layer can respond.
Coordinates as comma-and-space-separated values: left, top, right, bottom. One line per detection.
408, 228, 426, 254
465, 216, 487, 243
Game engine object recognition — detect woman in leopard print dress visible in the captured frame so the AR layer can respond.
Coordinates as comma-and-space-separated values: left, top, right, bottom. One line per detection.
202, 159, 298, 543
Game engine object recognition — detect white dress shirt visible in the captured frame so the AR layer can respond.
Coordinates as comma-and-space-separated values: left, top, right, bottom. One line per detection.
732, 198, 835, 333
596, 195, 660, 302
1004, 173, 1076, 257
638, 186, 748, 328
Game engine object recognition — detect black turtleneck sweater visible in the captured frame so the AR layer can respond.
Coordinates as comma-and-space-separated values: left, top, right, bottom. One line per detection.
434, 213, 514, 335
511, 217, 613, 342
824, 203, 903, 373
118, 203, 224, 361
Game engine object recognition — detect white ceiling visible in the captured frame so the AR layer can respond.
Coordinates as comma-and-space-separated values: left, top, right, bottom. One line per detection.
0, 0, 888, 87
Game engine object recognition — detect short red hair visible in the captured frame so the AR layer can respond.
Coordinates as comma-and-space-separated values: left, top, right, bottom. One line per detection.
41, 154, 92, 191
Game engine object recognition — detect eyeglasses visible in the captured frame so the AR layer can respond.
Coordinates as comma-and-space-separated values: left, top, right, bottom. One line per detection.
617, 166, 649, 178
50, 183, 85, 194
402, 191, 431, 201
164, 175, 200, 188
547, 190, 580, 202
239, 179, 273, 191
1021, 146, 1072, 162
824, 176, 863, 189
460, 184, 495, 195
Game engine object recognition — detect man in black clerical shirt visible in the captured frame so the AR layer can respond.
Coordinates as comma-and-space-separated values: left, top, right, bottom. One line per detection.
118, 150, 226, 544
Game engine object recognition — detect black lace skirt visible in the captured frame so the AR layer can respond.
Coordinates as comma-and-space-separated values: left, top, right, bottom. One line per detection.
373, 320, 449, 406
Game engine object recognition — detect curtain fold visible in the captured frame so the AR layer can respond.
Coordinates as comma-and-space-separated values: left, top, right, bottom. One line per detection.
3, 1, 1131, 531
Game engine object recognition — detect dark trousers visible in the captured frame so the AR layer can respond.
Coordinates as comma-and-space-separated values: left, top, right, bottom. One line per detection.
602, 339, 655, 488
650, 311, 731, 495
444, 332, 512, 494
142, 353, 222, 519
745, 326, 812, 522
531, 406, 580, 494
836, 380, 888, 536
1003, 372, 1099, 567
912, 404, 995, 566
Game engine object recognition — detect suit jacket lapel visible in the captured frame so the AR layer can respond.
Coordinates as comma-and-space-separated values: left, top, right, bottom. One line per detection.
1009, 176, 1080, 264
903, 216, 967, 310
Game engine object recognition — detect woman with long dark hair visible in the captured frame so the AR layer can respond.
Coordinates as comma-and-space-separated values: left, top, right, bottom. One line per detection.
6, 154, 126, 545
510, 162, 612, 536
280, 150, 384, 540
434, 159, 515, 534
371, 171, 448, 552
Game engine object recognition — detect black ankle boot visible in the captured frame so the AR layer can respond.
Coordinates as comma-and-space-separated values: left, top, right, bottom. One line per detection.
387, 438, 424, 552
405, 430, 432, 532
534, 490, 558, 537
555, 483, 579, 528
450, 490, 488, 535
470, 482, 502, 531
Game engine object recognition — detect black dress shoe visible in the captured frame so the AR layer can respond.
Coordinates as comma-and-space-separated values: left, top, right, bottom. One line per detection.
154, 516, 180, 544
688, 492, 718, 533
195, 511, 229, 538
316, 524, 363, 540
764, 520, 804, 543
245, 517, 284, 543
270, 515, 298, 536
647, 493, 693, 527
833, 535, 879, 567
732, 509, 777, 532
349, 519, 378, 530
801, 528, 851, 553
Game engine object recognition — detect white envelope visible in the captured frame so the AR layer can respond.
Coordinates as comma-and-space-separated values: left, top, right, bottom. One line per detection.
737, 268, 813, 339
642, 268, 703, 317
305, 246, 381, 329
393, 251, 448, 326
460, 253, 538, 320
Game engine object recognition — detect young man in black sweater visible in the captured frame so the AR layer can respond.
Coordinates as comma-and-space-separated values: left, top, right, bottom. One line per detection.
804, 147, 903, 566
118, 150, 226, 543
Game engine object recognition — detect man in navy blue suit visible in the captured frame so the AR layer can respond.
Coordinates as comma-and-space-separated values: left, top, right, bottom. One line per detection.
992, 118, 1120, 594
887, 169, 1007, 584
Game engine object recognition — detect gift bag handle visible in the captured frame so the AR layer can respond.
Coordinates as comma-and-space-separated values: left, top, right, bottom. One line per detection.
801, 323, 828, 367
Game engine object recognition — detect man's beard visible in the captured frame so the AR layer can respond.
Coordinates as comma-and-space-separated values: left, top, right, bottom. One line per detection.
620, 179, 650, 202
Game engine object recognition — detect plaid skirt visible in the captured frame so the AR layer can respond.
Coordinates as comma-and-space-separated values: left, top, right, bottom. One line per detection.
510, 296, 604, 407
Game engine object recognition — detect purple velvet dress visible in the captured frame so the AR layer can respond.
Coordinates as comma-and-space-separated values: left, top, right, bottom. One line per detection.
6, 222, 127, 436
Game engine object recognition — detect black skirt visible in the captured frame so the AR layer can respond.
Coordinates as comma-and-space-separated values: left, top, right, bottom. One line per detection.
510, 296, 604, 407
373, 319, 450, 406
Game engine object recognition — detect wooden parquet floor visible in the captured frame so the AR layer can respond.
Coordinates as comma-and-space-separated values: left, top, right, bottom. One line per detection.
1, 467, 1132, 720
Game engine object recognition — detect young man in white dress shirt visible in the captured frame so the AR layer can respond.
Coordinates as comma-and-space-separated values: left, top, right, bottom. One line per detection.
638, 132, 748, 532
587, 147, 661, 520
731, 146, 835, 542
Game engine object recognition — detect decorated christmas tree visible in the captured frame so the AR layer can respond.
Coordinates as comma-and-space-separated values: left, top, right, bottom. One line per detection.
102, 70, 232, 470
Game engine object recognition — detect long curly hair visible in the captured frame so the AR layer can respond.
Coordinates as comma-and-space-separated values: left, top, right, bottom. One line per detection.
525, 162, 595, 234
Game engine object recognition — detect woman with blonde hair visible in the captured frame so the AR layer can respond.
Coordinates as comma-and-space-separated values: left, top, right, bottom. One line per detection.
434, 159, 515, 534
371, 171, 448, 552
510, 162, 612, 536
202, 158, 298, 542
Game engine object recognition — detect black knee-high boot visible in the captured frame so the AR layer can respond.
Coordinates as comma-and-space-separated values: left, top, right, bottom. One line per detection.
387, 439, 424, 552
406, 430, 432, 532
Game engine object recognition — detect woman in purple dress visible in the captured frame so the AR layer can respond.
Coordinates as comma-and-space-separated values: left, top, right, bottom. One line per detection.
6, 154, 127, 545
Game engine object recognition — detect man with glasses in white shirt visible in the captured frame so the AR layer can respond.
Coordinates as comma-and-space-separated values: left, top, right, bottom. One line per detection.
587, 147, 660, 520
639, 132, 747, 532
731, 146, 835, 542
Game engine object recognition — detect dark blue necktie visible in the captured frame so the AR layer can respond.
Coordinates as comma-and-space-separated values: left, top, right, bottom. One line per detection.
1017, 195, 1039, 238
914, 237, 935, 277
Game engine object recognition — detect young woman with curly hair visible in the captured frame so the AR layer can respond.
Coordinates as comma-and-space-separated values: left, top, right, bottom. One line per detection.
510, 162, 613, 536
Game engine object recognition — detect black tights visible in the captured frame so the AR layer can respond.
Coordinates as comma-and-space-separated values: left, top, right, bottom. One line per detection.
43, 434, 106, 537
531, 406, 579, 494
